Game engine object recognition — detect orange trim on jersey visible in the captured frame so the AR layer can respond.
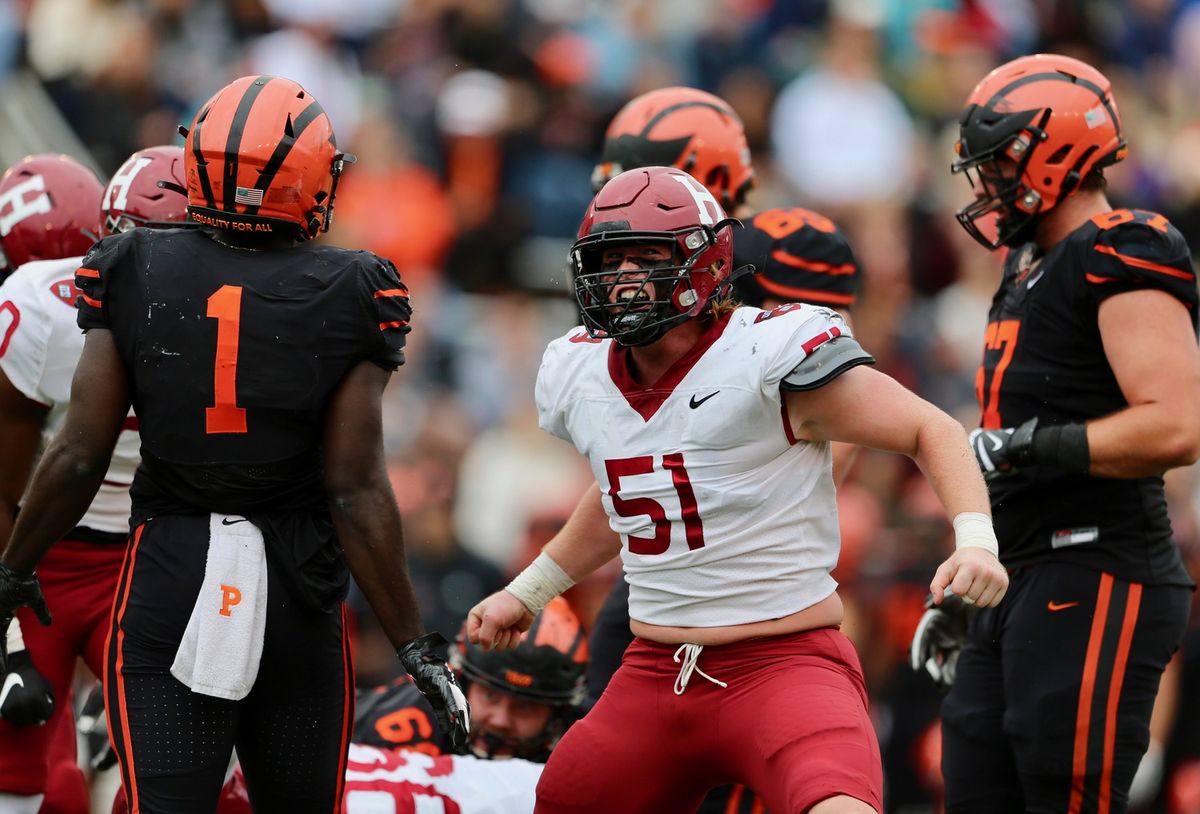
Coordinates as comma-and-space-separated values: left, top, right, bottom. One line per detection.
111, 523, 146, 813
80, 293, 102, 308
76, 267, 100, 279
1085, 273, 1117, 285
1093, 244, 1195, 280
379, 320, 410, 331
373, 288, 409, 298
333, 603, 353, 813
723, 785, 744, 813
770, 249, 856, 276
754, 275, 856, 306
1069, 573, 1114, 814
750, 798, 766, 814
1098, 583, 1143, 814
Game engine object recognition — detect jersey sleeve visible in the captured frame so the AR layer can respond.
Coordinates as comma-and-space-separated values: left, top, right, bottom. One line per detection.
75, 234, 127, 332
357, 255, 412, 371
1085, 211, 1198, 311
0, 271, 52, 403
757, 303, 865, 388
352, 678, 448, 754
535, 334, 574, 443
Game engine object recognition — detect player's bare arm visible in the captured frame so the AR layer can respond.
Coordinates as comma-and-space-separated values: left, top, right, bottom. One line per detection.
0, 370, 45, 547
1092, 288, 1200, 478
323, 360, 424, 647
468, 482, 619, 651
1, 330, 129, 573
785, 364, 1008, 607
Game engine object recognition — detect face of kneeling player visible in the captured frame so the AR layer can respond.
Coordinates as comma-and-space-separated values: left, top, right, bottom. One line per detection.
466, 682, 554, 759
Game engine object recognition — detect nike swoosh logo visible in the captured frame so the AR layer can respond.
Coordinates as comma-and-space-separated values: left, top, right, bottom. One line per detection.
221, 517, 247, 526
689, 391, 719, 409
1027, 269, 1046, 289
1047, 601, 1080, 612
0, 672, 24, 707
988, 435, 1003, 452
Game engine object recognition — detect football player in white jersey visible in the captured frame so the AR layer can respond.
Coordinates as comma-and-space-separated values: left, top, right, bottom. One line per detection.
468, 165, 1009, 814
0, 148, 187, 814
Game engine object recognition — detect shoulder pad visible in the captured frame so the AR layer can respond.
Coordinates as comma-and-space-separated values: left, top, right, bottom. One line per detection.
780, 335, 874, 391
1084, 209, 1196, 309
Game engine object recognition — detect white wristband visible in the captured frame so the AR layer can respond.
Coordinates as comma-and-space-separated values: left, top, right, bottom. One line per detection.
952, 511, 999, 559
505, 552, 576, 614
5, 616, 25, 654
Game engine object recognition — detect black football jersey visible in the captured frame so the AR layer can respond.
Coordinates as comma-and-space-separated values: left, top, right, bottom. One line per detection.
76, 228, 411, 520
977, 209, 1197, 584
353, 676, 449, 755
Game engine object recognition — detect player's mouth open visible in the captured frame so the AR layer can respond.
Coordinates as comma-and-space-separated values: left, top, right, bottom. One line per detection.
609, 283, 654, 310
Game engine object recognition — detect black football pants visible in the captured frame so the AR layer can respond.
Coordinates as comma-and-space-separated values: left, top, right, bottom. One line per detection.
104, 515, 353, 814
941, 561, 1189, 814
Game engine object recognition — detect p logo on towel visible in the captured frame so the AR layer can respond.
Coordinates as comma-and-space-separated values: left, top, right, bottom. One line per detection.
219, 584, 243, 617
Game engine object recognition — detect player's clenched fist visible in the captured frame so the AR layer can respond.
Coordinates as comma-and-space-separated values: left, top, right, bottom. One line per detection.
467, 591, 534, 651
929, 546, 1008, 608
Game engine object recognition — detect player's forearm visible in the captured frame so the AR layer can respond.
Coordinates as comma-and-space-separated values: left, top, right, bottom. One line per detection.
911, 413, 992, 519
542, 482, 621, 582
330, 483, 424, 645
1086, 403, 1200, 478
1, 435, 108, 572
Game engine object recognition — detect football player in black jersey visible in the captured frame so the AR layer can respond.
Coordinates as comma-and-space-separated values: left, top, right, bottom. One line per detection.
913, 53, 1200, 814
355, 597, 587, 762
0, 75, 468, 814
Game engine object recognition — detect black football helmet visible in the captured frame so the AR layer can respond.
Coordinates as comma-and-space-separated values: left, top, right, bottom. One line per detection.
450, 597, 587, 761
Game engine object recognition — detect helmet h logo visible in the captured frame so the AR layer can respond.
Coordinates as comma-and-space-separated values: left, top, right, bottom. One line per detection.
219, 584, 242, 617
0, 176, 52, 237
103, 156, 152, 212
669, 172, 722, 226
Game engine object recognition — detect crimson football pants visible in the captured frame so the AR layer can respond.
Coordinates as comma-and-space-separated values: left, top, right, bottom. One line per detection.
941, 562, 1190, 814
104, 517, 354, 814
535, 626, 883, 813
0, 538, 125, 811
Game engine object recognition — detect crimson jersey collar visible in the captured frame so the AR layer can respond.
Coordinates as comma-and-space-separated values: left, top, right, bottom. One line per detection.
607, 311, 734, 421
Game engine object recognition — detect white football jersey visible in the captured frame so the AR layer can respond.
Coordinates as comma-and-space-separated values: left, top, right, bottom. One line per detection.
536, 304, 852, 628
223, 747, 542, 814
0, 256, 138, 534
343, 746, 542, 813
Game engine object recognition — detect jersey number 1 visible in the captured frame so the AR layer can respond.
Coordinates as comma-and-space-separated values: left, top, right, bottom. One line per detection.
206, 285, 247, 434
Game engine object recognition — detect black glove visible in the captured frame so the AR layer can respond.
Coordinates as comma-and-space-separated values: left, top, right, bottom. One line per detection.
398, 632, 471, 754
910, 593, 978, 690
0, 649, 55, 726
0, 563, 52, 674
968, 417, 1038, 481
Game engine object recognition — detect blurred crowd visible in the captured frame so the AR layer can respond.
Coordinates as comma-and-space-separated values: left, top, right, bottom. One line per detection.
4, 0, 1200, 811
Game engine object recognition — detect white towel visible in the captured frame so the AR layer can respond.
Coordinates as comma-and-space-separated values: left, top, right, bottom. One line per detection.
170, 514, 269, 700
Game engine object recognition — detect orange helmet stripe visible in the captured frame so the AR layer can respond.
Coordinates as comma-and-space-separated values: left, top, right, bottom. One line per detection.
243, 96, 329, 218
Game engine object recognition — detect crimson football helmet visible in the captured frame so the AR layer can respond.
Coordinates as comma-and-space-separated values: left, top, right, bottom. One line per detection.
0, 154, 102, 277
573, 166, 737, 347
593, 87, 755, 212
953, 53, 1126, 250
100, 145, 190, 236
450, 597, 587, 762
182, 75, 354, 241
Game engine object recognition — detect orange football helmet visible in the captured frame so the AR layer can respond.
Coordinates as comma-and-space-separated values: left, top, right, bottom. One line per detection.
953, 54, 1126, 249
592, 86, 755, 212
183, 75, 353, 241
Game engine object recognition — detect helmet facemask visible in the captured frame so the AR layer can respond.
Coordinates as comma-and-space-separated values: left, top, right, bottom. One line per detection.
953, 107, 1050, 250
572, 227, 726, 347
